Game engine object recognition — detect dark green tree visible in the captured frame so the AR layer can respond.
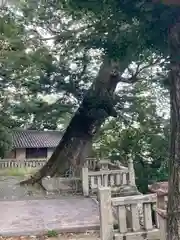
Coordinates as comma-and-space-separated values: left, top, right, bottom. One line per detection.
95, 78, 169, 193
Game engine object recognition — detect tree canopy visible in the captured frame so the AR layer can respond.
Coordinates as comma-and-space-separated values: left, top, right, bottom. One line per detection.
0, 1, 170, 181
3, 1, 179, 239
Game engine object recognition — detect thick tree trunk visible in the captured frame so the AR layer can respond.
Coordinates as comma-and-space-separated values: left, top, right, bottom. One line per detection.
20, 58, 124, 185
167, 21, 180, 240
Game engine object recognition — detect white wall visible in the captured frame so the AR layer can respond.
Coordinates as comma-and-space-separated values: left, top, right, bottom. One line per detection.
47, 148, 55, 159
16, 148, 26, 160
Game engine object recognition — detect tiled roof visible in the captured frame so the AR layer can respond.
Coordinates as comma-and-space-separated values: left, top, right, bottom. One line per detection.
12, 130, 62, 148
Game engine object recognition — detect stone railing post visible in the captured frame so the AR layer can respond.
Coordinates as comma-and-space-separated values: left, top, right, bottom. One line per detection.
156, 208, 167, 240
128, 157, 136, 186
82, 166, 89, 196
98, 187, 114, 240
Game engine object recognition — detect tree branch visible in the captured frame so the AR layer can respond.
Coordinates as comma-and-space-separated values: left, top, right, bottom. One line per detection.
119, 57, 164, 84
38, 24, 94, 43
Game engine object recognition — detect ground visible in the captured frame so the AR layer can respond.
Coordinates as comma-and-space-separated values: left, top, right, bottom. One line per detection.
0, 175, 100, 237
0, 198, 99, 236
0, 233, 100, 240
0, 176, 59, 200
0, 176, 45, 200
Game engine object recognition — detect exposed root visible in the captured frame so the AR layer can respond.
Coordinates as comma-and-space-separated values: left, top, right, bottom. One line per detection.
19, 176, 36, 186
19, 175, 47, 192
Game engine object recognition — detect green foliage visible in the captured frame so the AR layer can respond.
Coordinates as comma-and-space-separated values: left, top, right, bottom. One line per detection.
47, 230, 58, 238
94, 80, 169, 193
0, 125, 12, 158
0, 167, 37, 176
61, 0, 180, 56
0, 1, 171, 191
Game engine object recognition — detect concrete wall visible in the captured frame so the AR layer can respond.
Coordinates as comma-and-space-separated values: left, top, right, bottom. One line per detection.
47, 148, 55, 159
16, 148, 26, 160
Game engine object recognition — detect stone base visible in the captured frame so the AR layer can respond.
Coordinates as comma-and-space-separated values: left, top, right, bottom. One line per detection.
42, 177, 82, 193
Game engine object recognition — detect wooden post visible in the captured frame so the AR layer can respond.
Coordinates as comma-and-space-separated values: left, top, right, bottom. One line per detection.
82, 166, 89, 196
128, 157, 136, 186
98, 187, 114, 240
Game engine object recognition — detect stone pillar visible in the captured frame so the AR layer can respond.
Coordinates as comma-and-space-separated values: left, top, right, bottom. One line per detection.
82, 166, 89, 196
128, 156, 136, 186
156, 208, 167, 240
98, 187, 114, 240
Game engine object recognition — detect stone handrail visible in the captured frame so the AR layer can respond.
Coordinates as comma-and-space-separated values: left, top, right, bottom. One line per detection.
85, 158, 112, 170
85, 158, 130, 171
85, 158, 97, 170
0, 158, 47, 168
148, 182, 168, 209
82, 158, 136, 196
98, 187, 160, 240
0, 157, 99, 170
82, 167, 129, 196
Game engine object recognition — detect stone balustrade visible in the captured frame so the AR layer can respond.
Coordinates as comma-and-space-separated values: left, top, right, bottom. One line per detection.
149, 181, 168, 240
0, 158, 47, 168
98, 187, 160, 240
82, 167, 129, 196
82, 158, 135, 196
0, 157, 99, 170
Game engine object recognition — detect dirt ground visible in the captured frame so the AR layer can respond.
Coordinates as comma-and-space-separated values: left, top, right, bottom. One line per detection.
0, 176, 76, 201
0, 176, 100, 236
0, 233, 100, 240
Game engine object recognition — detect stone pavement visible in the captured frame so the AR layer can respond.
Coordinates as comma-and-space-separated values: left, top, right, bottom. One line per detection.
0, 197, 100, 236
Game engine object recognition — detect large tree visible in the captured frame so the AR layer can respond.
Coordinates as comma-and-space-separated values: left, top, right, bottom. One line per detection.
3, 5, 179, 239
15, 0, 167, 185
58, 0, 180, 239
17, 0, 180, 239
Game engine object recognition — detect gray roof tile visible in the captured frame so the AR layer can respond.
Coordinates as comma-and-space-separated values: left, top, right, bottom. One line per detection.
12, 130, 62, 148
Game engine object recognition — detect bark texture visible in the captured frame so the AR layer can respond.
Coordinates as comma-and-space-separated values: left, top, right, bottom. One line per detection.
167, 20, 180, 240
20, 59, 124, 185
154, 0, 180, 5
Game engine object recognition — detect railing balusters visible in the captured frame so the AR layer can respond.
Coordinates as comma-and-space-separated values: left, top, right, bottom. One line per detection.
144, 203, 153, 230
122, 173, 127, 184
110, 174, 115, 186
82, 168, 129, 196
104, 174, 108, 187
115, 173, 121, 185
99, 188, 159, 240
0, 159, 47, 169
131, 204, 140, 231
97, 175, 102, 187
118, 205, 127, 233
